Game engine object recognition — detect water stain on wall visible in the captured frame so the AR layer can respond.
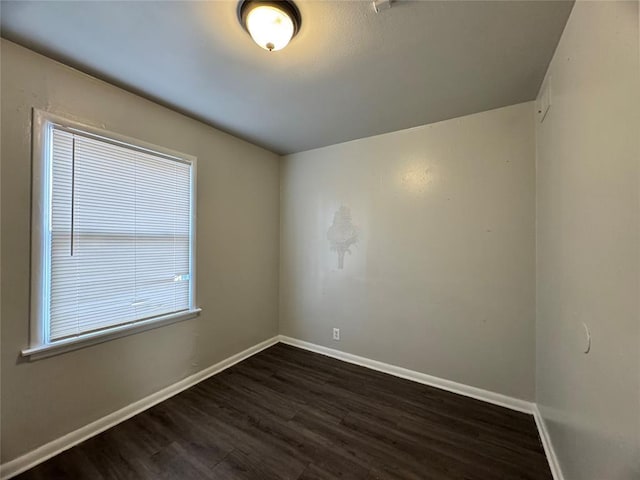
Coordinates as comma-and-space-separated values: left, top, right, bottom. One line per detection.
327, 205, 358, 269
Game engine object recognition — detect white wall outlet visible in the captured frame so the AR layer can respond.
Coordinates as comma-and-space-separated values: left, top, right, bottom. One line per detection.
333, 328, 340, 341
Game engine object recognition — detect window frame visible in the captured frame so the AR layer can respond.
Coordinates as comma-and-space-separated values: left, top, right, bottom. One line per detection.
24, 109, 200, 360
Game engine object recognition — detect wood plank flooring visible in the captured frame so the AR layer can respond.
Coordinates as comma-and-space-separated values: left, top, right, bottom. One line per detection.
15, 343, 552, 480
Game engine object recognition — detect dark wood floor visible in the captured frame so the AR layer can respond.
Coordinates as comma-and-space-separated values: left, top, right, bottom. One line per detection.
16, 343, 552, 480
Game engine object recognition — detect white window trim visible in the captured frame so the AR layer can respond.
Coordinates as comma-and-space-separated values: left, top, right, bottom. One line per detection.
24, 109, 200, 361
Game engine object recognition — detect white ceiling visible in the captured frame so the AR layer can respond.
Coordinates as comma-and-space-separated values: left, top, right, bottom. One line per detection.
1, 0, 573, 154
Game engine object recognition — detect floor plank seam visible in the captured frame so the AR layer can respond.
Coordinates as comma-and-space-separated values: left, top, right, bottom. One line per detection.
12, 344, 553, 480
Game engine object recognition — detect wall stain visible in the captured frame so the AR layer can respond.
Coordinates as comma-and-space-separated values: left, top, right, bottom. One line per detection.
327, 205, 358, 269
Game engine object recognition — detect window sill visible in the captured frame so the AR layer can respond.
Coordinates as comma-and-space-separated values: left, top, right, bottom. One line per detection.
21, 308, 202, 361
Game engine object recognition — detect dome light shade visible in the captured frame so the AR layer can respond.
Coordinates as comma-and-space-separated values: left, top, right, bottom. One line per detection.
246, 5, 293, 51
238, 1, 301, 52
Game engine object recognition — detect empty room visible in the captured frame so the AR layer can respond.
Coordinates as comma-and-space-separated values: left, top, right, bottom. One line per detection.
0, 1, 638, 479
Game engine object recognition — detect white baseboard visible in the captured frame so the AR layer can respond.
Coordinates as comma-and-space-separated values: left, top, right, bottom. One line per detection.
533, 405, 565, 480
0, 335, 280, 480
2, 335, 563, 480
279, 335, 565, 480
278, 335, 534, 414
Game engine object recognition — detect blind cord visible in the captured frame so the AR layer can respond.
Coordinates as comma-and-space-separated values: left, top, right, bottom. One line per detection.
70, 136, 76, 257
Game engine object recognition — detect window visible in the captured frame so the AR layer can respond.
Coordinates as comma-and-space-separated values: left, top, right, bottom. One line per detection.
24, 110, 200, 359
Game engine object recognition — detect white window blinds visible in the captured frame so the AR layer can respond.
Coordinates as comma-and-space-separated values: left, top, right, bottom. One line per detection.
48, 128, 193, 341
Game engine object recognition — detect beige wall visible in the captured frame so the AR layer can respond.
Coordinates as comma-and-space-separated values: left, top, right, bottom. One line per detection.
5, 2, 639, 473
280, 102, 536, 401
0, 40, 280, 463
535, 1, 640, 479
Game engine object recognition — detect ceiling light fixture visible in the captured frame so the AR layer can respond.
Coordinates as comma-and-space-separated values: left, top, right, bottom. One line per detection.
238, 0, 301, 52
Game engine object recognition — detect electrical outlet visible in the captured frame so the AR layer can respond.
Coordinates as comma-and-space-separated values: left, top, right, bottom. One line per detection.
333, 328, 340, 341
